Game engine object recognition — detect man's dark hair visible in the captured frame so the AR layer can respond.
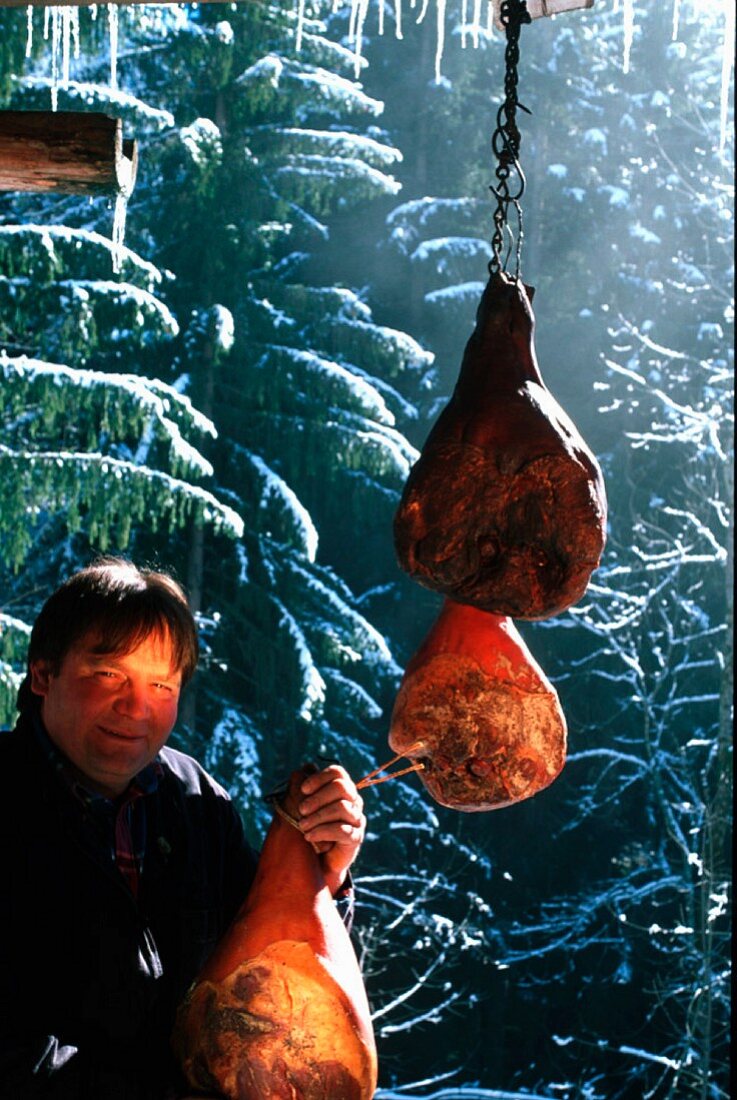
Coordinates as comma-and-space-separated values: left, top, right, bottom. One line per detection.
17, 558, 199, 712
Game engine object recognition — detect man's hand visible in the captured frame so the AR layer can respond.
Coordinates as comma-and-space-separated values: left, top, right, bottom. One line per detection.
297, 765, 366, 897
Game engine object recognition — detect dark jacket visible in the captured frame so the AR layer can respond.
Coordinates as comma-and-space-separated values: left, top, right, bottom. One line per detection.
0, 712, 259, 1099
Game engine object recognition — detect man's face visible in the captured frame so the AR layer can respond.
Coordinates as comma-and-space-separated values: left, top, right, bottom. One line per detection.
30, 629, 182, 798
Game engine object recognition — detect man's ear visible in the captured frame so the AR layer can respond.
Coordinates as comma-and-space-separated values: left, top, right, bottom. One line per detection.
29, 661, 54, 698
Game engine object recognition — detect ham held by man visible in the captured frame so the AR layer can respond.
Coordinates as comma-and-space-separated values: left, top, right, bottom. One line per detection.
394, 271, 607, 620
173, 768, 377, 1100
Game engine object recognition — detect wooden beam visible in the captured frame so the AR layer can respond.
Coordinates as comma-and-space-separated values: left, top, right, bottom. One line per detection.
0, 111, 137, 195
491, 0, 593, 29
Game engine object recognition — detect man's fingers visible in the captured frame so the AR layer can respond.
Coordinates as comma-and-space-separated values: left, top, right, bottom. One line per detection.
299, 770, 364, 818
299, 796, 363, 829
294, 764, 366, 894
300, 765, 363, 806
300, 764, 345, 795
302, 820, 364, 844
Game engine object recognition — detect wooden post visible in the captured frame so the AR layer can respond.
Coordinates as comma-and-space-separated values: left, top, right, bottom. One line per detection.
0, 111, 137, 195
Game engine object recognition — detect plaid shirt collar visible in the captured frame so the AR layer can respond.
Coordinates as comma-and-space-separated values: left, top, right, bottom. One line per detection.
31, 711, 163, 898
30, 709, 163, 807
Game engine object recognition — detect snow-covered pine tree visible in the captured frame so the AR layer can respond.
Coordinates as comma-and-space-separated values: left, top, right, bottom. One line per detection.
71, 1, 433, 803
0, 208, 242, 730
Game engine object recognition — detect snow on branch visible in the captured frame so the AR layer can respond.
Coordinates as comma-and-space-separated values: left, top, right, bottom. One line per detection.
273, 153, 401, 206
236, 55, 384, 121
258, 344, 396, 426
604, 356, 729, 460
58, 278, 179, 337
0, 224, 165, 288
0, 660, 24, 728
329, 318, 433, 375
424, 280, 486, 311
258, 282, 432, 378
0, 354, 215, 481
410, 236, 492, 275
281, 555, 400, 677
238, 447, 319, 562
16, 77, 176, 132
271, 594, 326, 721
387, 197, 488, 251
320, 666, 383, 721
0, 616, 32, 726
205, 708, 268, 830
0, 612, 32, 663
248, 126, 402, 170
180, 117, 222, 168
0, 446, 244, 570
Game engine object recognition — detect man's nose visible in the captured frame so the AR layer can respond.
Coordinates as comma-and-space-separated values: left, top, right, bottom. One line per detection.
113, 682, 151, 719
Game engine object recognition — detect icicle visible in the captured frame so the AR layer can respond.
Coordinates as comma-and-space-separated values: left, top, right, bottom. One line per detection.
50, 8, 60, 111
487, 0, 494, 36
719, 0, 735, 157
61, 8, 72, 88
378, 0, 385, 36
348, 0, 359, 42
72, 8, 80, 61
472, 0, 481, 48
671, 0, 680, 41
352, 0, 371, 77
112, 191, 128, 276
434, 0, 446, 81
461, 0, 468, 48
622, 0, 634, 74
43, 5, 50, 41
415, 0, 430, 25
295, 0, 306, 51
108, 4, 119, 92
25, 5, 33, 59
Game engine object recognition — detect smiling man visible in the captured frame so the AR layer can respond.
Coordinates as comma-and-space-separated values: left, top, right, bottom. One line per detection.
31, 632, 183, 801
0, 559, 365, 1099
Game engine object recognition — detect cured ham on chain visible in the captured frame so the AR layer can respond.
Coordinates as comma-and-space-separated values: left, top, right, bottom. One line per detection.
173, 768, 377, 1100
388, 598, 566, 811
394, 272, 607, 620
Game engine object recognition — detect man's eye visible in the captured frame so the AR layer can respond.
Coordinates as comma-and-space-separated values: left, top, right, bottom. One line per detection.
152, 682, 173, 693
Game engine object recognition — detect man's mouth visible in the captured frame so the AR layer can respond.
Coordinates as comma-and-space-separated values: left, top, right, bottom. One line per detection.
99, 725, 145, 742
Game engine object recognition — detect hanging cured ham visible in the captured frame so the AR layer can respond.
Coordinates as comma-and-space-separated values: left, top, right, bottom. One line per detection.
388, 598, 566, 811
394, 272, 607, 620
173, 768, 377, 1100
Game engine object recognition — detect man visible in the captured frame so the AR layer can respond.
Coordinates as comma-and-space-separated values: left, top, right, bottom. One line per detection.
0, 558, 366, 1099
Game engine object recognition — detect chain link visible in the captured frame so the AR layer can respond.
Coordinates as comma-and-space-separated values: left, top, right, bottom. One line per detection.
489, 0, 532, 277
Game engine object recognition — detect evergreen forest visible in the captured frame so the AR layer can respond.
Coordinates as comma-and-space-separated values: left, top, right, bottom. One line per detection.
0, 1, 732, 1097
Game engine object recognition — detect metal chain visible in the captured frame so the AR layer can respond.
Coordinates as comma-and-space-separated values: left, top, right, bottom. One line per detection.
489, 0, 532, 277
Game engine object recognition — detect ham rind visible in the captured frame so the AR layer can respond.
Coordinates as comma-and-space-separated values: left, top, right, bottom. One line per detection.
388, 599, 566, 811
393, 272, 607, 620
173, 769, 377, 1100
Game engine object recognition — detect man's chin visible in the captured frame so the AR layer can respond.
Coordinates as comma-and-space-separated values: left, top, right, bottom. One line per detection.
85, 733, 155, 794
